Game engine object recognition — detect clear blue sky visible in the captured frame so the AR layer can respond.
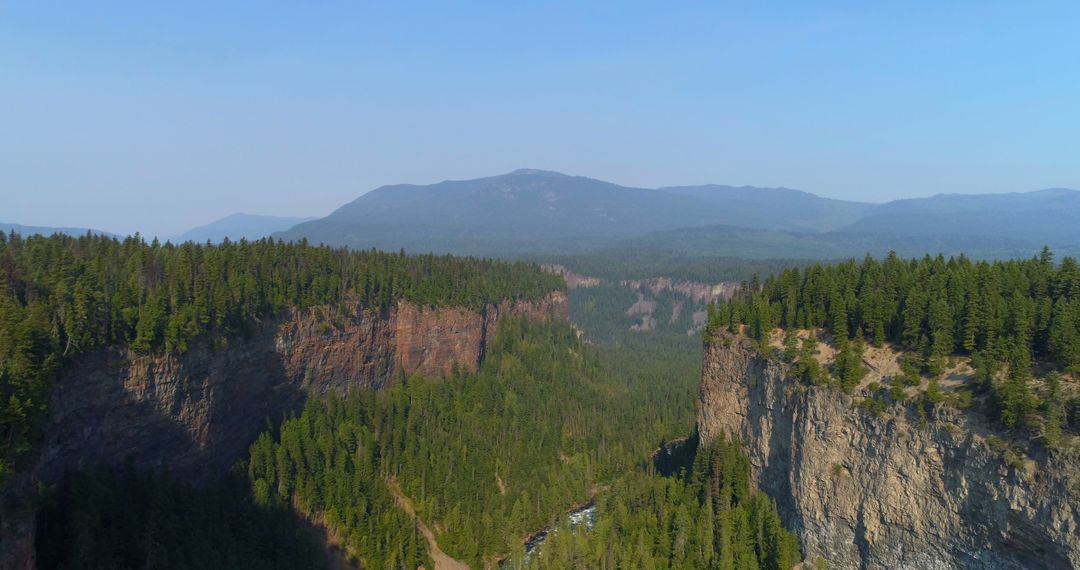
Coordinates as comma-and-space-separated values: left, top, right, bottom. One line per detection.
2, 1, 1078, 236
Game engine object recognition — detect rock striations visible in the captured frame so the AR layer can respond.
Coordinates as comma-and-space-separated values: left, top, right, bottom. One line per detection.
697, 333, 1080, 570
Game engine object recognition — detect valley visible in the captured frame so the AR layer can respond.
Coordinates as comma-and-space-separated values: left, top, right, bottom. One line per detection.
7, 5, 1079, 568
4, 231, 1079, 569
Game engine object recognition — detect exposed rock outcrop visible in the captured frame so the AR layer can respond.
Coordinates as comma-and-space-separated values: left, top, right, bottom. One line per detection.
697, 333, 1080, 570
2, 293, 566, 569
621, 277, 737, 303
541, 264, 601, 289
42, 292, 566, 482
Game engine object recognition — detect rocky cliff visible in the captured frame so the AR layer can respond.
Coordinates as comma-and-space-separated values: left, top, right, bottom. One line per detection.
697, 333, 1080, 570
42, 292, 566, 482
620, 276, 737, 303
3, 293, 566, 569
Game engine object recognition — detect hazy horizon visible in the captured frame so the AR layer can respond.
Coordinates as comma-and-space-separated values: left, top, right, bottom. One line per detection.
3, 2, 1079, 236
4, 167, 1077, 239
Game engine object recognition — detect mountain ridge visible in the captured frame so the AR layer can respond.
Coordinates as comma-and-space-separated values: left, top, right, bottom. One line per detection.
176, 213, 316, 243
275, 169, 1079, 259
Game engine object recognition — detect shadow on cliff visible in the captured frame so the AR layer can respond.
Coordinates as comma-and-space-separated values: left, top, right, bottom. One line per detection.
747, 355, 810, 545
35, 466, 328, 569
652, 432, 699, 477
40, 330, 311, 486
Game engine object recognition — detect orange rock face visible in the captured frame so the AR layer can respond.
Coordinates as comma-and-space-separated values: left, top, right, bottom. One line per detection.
39, 292, 568, 483
3, 293, 566, 570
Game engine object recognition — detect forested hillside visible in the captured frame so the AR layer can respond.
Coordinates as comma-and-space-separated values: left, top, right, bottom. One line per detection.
36, 317, 783, 569
537, 251, 811, 283
0, 232, 563, 483
521, 435, 802, 570
245, 317, 697, 567
706, 248, 1080, 442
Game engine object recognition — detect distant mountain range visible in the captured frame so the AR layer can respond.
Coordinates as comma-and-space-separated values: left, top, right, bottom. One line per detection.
9, 170, 1079, 260
275, 169, 1080, 259
0, 222, 116, 238
175, 213, 316, 243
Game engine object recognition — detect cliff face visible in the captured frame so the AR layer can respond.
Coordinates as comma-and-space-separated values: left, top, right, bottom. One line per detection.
40, 292, 567, 483
697, 334, 1080, 570
620, 277, 737, 303
0, 293, 566, 569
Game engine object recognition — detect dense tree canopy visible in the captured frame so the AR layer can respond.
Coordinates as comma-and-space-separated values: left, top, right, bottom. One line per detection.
246, 317, 698, 567
538, 251, 812, 283
0, 232, 563, 483
706, 248, 1080, 437
521, 435, 801, 570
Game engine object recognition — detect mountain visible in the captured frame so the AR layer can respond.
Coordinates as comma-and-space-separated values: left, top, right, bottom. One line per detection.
838, 188, 1080, 243
0, 222, 115, 238
616, 224, 1079, 260
658, 184, 876, 232
275, 169, 1080, 259
176, 213, 315, 243
276, 169, 873, 255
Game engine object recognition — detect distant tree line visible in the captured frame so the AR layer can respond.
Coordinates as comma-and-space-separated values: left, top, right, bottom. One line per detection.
0, 232, 563, 483
705, 248, 1080, 441
538, 250, 815, 283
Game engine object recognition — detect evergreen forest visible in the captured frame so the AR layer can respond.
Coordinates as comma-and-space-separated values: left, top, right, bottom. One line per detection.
0, 232, 563, 482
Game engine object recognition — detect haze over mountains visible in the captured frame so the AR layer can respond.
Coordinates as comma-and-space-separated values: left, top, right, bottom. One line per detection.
7, 169, 1079, 260
0, 222, 115, 239
175, 213, 316, 244
275, 169, 1080, 259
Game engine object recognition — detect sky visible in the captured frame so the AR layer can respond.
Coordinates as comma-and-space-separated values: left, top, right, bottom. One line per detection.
2, 1, 1079, 236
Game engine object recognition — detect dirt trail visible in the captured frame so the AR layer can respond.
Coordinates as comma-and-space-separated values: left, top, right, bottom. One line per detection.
387, 479, 471, 570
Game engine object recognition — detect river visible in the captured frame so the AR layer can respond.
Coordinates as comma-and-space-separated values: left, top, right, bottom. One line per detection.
500, 501, 597, 568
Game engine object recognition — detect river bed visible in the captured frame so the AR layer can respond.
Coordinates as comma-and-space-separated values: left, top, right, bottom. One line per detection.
501, 501, 597, 567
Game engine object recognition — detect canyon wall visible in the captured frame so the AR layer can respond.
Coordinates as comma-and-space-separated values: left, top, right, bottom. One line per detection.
620, 276, 737, 303
2, 293, 565, 569
41, 292, 566, 482
697, 333, 1080, 570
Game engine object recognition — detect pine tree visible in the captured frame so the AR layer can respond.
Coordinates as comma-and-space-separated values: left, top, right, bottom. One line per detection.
999, 345, 1037, 429
1042, 372, 1065, 448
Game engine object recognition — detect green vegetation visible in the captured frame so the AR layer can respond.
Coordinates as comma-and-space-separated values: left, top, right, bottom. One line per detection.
36, 467, 324, 570
519, 435, 801, 570
29, 247, 808, 568
538, 251, 813, 283
245, 317, 698, 567
36, 314, 722, 569
569, 283, 700, 344
0, 232, 562, 483
706, 248, 1080, 439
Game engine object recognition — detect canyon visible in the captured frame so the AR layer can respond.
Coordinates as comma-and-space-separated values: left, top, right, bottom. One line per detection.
2, 292, 567, 569
697, 332, 1080, 569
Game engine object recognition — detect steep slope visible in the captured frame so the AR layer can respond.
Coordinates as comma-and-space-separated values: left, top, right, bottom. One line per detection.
2, 293, 566, 569
697, 333, 1080, 569
176, 213, 315, 243
41, 292, 566, 482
